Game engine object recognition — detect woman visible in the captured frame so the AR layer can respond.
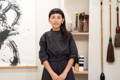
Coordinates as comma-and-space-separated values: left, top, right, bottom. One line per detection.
39, 8, 78, 80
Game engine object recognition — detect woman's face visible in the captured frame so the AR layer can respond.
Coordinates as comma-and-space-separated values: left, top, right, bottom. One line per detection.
49, 13, 64, 29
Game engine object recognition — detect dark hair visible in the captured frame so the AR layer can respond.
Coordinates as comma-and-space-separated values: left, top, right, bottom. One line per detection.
49, 8, 68, 41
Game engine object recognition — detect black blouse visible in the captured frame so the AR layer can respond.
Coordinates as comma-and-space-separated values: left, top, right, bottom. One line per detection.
39, 30, 78, 66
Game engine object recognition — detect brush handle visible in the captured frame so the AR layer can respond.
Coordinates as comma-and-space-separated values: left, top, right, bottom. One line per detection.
117, 6, 119, 27
109, 0, 112, 36
100, 0, 103, 72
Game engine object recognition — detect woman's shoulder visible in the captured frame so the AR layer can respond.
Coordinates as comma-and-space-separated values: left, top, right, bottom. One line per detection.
40, 31, 51, 41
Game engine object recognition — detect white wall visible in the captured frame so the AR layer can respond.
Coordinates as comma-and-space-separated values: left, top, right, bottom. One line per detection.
89, 0, 120, 80
89, 0, 101, 80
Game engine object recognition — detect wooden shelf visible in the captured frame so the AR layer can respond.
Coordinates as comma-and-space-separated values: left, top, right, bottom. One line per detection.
73, 70, 88, 75
71, 32, 89, 36
0, 66, 38, 69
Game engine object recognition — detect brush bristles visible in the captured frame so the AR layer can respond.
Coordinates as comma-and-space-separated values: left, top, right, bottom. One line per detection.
114, 33, 120, 47
107, 37, 115, 62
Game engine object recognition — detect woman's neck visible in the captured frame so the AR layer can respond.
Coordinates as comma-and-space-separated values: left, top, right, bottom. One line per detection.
52, 27, 60, 31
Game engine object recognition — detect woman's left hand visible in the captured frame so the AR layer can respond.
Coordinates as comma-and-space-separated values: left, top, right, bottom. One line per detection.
59, 72, 67, 80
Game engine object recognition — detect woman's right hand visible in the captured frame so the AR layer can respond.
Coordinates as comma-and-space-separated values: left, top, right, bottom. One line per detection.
43, 61, 61, 80
50, 71, 60, 80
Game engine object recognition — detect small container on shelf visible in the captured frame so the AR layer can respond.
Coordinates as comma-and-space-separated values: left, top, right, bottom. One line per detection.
66, 23, 73, 32
74, 63, 79, 72
73, 56, 85, 72
78, 56, 85, 71
73, 12, 89, 33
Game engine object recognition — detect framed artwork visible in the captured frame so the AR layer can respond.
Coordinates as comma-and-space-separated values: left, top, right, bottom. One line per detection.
0, 0, 36, 67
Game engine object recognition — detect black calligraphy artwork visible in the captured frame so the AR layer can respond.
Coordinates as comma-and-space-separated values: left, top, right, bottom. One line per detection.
0, 0, 21, 66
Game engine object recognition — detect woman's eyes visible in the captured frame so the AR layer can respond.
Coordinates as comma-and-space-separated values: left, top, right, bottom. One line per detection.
51, 16, 62, 19
57, 16, 61, 19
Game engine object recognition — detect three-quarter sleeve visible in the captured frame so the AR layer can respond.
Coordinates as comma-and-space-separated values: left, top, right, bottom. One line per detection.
39, 33, 48, 64
69, 33, 79, 66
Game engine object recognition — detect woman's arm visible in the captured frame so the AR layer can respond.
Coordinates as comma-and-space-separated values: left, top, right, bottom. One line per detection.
63, 58, 74, 74
43, 60, 60, 80
59, 58, 74, 80
43, 60, 54, 74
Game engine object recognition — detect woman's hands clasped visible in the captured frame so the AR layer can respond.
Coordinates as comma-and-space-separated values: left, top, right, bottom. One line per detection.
50, 71, 67, 80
